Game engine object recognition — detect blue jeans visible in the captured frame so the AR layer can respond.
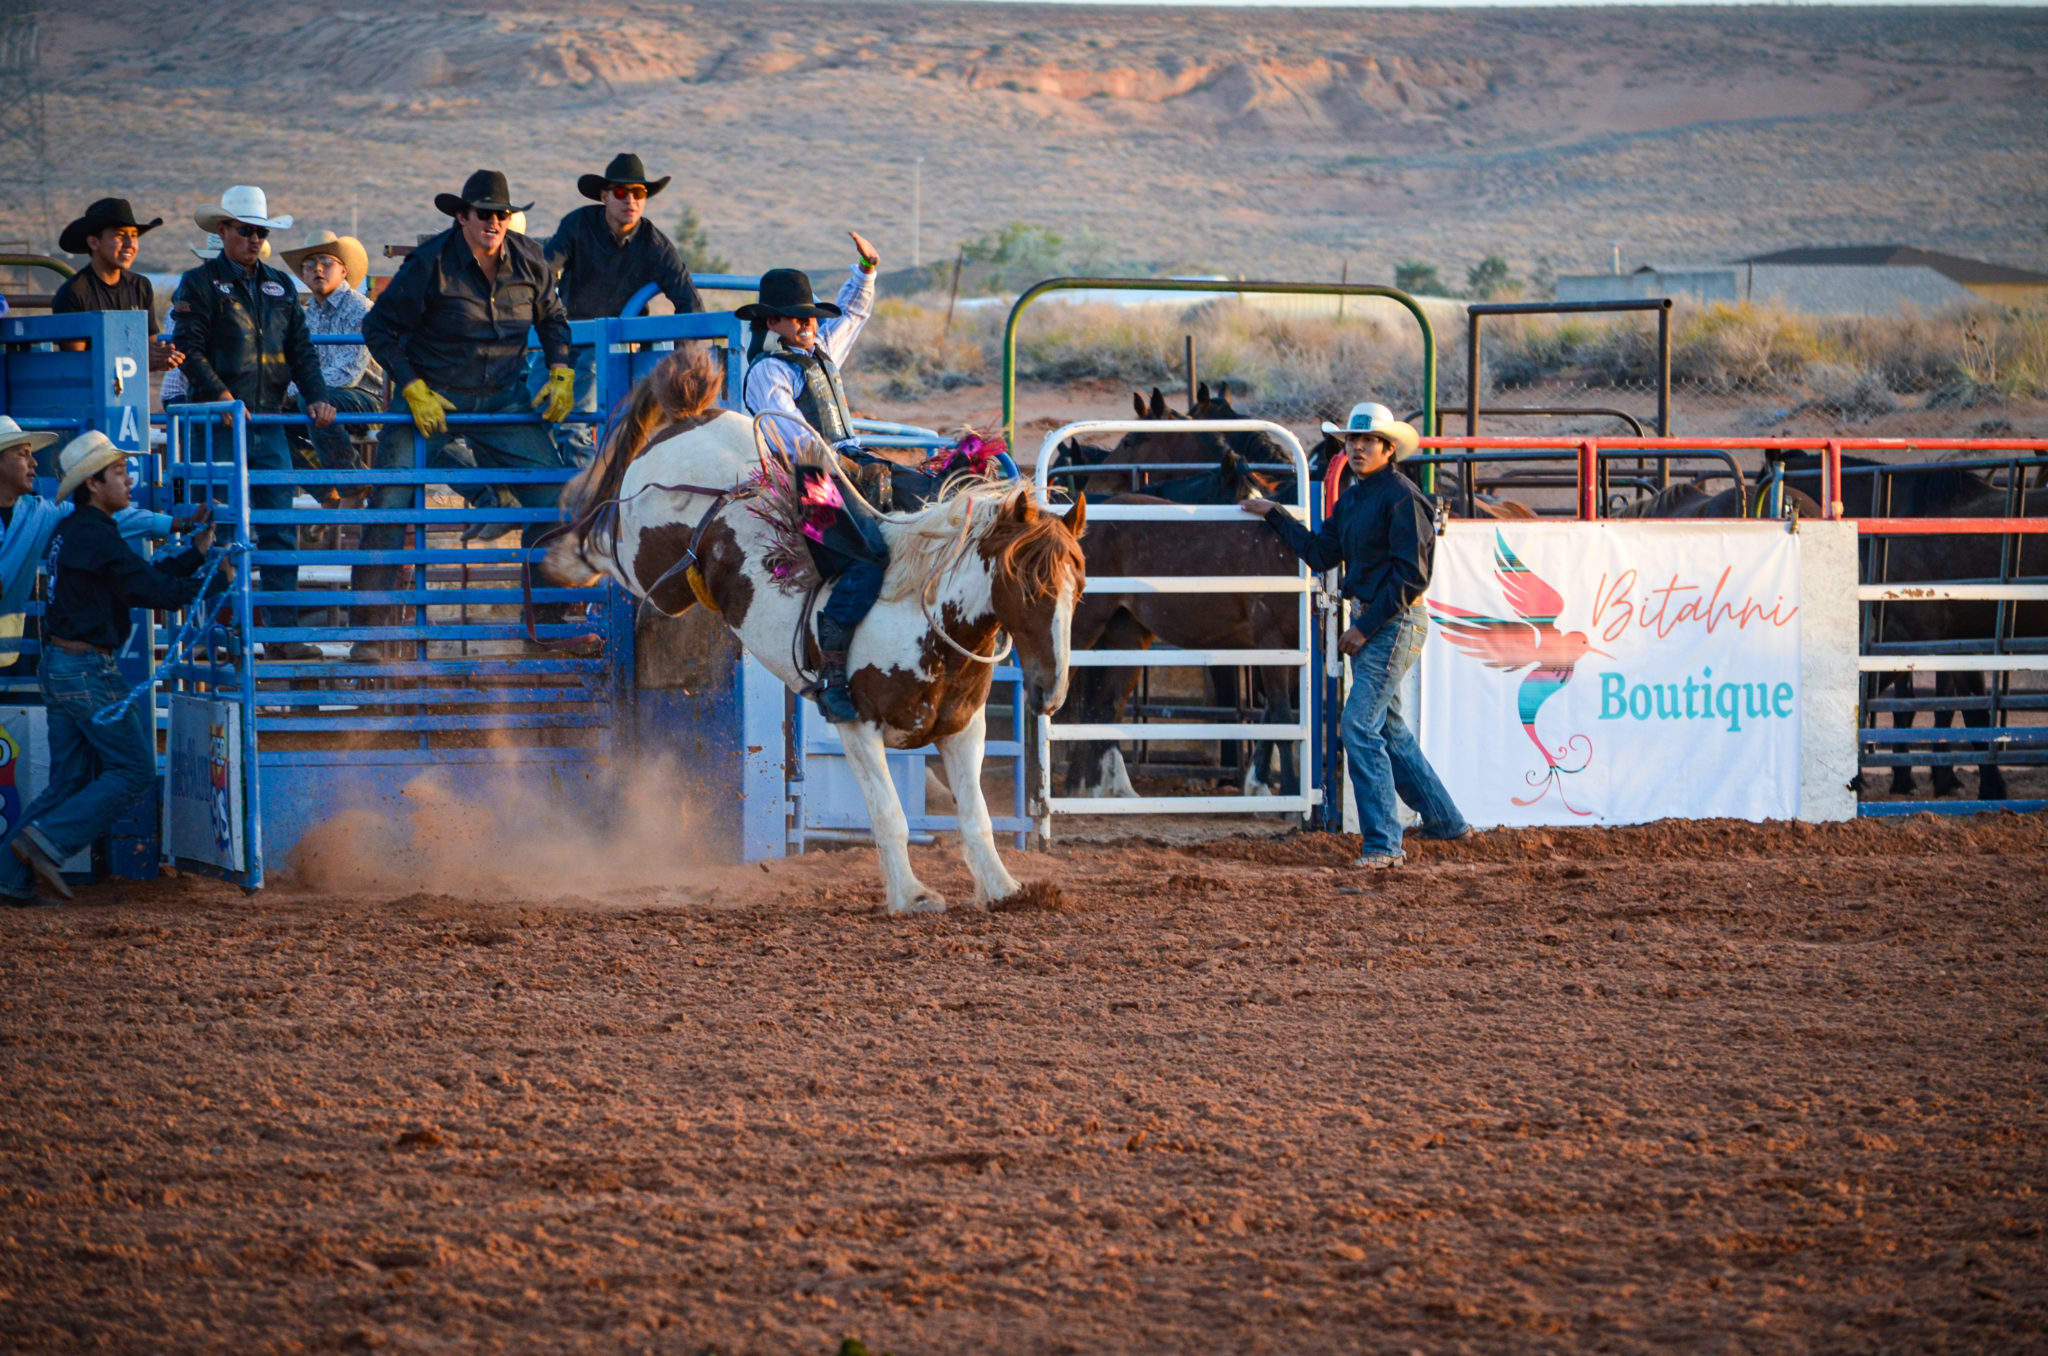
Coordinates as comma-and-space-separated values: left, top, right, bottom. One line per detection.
291, 381, 382, 496
0, 650, 154, 898
526, 347, 598, 466
1344, 605, 1468, 859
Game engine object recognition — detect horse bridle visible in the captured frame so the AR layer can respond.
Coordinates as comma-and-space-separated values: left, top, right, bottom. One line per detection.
522, 477, 741, 647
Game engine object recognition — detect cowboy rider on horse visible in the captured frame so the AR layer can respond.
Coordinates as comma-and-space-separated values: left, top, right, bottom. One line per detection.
740, 231, 882, 724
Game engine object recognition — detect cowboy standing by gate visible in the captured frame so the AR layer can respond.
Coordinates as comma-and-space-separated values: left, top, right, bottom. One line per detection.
170, 185, 335, 662
0, 433, 225, 906
1241, 402, 1472, 869
740, 233, 881, 722
356, 169, 577, 660
539, 153, 704, 464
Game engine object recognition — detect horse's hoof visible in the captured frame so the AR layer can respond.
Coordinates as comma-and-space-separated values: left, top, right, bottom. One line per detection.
888, 894, 947, 916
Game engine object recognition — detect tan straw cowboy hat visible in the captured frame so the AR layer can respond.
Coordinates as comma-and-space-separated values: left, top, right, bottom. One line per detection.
0, 416, 60, 457
54, 431, 128, 502
279, 229, 369, 289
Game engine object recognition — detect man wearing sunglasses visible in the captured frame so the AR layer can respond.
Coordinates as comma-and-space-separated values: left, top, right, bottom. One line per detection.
169, 185, 335, 661
355, 169, 576, 659
536, 153, 704, 464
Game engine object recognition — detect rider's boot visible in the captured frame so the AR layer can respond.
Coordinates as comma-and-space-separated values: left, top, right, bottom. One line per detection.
814, 613, 860, 723
815, 650, 859, 723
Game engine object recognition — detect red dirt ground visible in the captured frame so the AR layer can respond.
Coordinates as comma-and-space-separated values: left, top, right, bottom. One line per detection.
2, 815, 2044, 1354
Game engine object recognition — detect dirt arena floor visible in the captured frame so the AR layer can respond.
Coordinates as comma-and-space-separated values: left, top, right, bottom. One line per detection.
3, 814, 2045, 1354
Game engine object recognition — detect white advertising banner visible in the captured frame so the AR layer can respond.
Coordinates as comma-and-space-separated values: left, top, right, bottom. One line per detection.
1419, 521, 1803, 826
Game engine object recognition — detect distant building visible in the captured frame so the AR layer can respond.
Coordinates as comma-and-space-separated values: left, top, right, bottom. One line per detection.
1557, 246, 2048, 317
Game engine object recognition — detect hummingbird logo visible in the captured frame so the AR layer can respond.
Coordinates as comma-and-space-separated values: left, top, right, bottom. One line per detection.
1427, 531, 1611, 815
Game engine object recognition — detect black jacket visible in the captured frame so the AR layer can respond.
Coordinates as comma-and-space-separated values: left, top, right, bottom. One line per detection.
170, 255, 328, 413
363, 226, 571, 397
45, 507, 209, 650
544, 205, 703, 322
1264, 464, 1437, 639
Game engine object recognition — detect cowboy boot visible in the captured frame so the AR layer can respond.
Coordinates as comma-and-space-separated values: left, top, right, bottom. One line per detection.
815, 650, 858, 724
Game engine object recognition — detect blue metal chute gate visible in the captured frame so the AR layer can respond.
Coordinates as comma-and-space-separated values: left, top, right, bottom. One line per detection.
159, 396, 620, 888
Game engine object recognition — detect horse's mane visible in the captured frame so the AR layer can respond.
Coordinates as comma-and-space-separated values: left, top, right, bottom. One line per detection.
877, 477, 1084, 605
561, 344, 723, 521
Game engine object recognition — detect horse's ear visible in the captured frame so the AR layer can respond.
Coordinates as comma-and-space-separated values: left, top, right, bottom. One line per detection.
1148, 389, 1167, 419
1067, 491, 1087, 538
1132, 392, 1147, 419
1197, 380, 1211, 405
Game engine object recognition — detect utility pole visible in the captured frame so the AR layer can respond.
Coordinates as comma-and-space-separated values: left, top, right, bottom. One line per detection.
912, 156, 923, 270
0, 1, 52, 252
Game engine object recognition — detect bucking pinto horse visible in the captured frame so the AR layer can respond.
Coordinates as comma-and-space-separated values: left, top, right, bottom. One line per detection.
544, 348, 1087, 914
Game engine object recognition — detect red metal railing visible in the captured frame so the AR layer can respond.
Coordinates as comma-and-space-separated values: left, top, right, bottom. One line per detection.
1407, 435, 2048, 524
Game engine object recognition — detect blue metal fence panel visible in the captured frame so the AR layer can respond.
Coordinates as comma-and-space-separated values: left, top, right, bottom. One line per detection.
158, 397, 622, 886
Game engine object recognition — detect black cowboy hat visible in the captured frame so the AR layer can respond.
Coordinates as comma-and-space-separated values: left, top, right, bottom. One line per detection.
734, 268, 842, 322
433, 169, 533, 218
577, 152, 671, 202
59, 197, 163, 256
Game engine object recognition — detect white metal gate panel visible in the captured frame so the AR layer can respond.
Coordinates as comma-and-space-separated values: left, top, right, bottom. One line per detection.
1032, 420, 1321, 837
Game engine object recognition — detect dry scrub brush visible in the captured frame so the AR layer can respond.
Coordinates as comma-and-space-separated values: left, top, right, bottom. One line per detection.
841, 297, 2048, 423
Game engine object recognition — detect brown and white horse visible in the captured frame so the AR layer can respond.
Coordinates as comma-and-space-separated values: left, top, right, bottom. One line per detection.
548, 361, 1086, 914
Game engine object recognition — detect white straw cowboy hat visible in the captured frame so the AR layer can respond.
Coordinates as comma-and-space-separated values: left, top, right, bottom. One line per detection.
191, 231, 270, 262
54, 431, 127, 502
194, 185, 293, 233
1322, 401, 1421, 462
0, 416, 59, 457
279, 229, 368, 288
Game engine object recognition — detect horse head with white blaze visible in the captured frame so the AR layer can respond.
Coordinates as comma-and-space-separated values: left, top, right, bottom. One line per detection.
544, 364, 1087, 916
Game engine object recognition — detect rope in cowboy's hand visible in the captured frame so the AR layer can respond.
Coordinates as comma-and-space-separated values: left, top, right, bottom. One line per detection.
92, 540, 250, 727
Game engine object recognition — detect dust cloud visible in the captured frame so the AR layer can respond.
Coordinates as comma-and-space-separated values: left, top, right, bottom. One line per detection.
281, 758, 722, 902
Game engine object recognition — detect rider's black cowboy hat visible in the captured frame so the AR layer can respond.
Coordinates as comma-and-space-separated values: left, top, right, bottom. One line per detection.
59, 197, 163, 256
433, 169, 533, 218
577, 152, 671, 202
734, 268, 842, 322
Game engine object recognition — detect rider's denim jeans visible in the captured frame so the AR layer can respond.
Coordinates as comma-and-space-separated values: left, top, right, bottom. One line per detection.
0, 649, 154, 898
1344, 604, 1469, 860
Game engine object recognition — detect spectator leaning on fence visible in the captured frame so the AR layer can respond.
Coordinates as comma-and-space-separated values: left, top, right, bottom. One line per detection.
1241, 402, 1472, 870
278, 229, 381, 497
0, 433, 226, 907
170, 186, 334, 662
536, 153, 704, 465
50, 197, 183, 374
356, 169, 577, 661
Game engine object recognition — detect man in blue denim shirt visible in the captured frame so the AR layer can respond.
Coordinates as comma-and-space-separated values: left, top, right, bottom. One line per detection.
1243, 402, 1470, 868
0, 434, 225, 904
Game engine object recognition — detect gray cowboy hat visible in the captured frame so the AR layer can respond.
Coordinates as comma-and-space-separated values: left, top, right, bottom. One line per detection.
577, 152, 671, 201
734, 268, 842, 322
59, 198, 163, 256
434, 169, 533, 218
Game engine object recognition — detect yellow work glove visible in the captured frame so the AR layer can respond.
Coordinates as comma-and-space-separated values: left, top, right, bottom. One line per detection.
533, 364, 576, 424
400, 379, 457, 437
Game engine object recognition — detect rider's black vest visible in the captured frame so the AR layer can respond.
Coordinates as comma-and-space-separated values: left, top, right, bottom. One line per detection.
761, 346, 855, 446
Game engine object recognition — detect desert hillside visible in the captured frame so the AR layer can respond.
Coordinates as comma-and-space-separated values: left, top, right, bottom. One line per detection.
3, 2, 2043, 285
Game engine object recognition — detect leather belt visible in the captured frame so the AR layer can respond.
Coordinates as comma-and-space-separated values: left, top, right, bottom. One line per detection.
49, 637, 113, 656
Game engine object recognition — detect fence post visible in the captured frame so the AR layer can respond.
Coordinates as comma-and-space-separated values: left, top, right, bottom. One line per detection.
1821, 439, 1844, 520
1577, 440, 1599, 520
